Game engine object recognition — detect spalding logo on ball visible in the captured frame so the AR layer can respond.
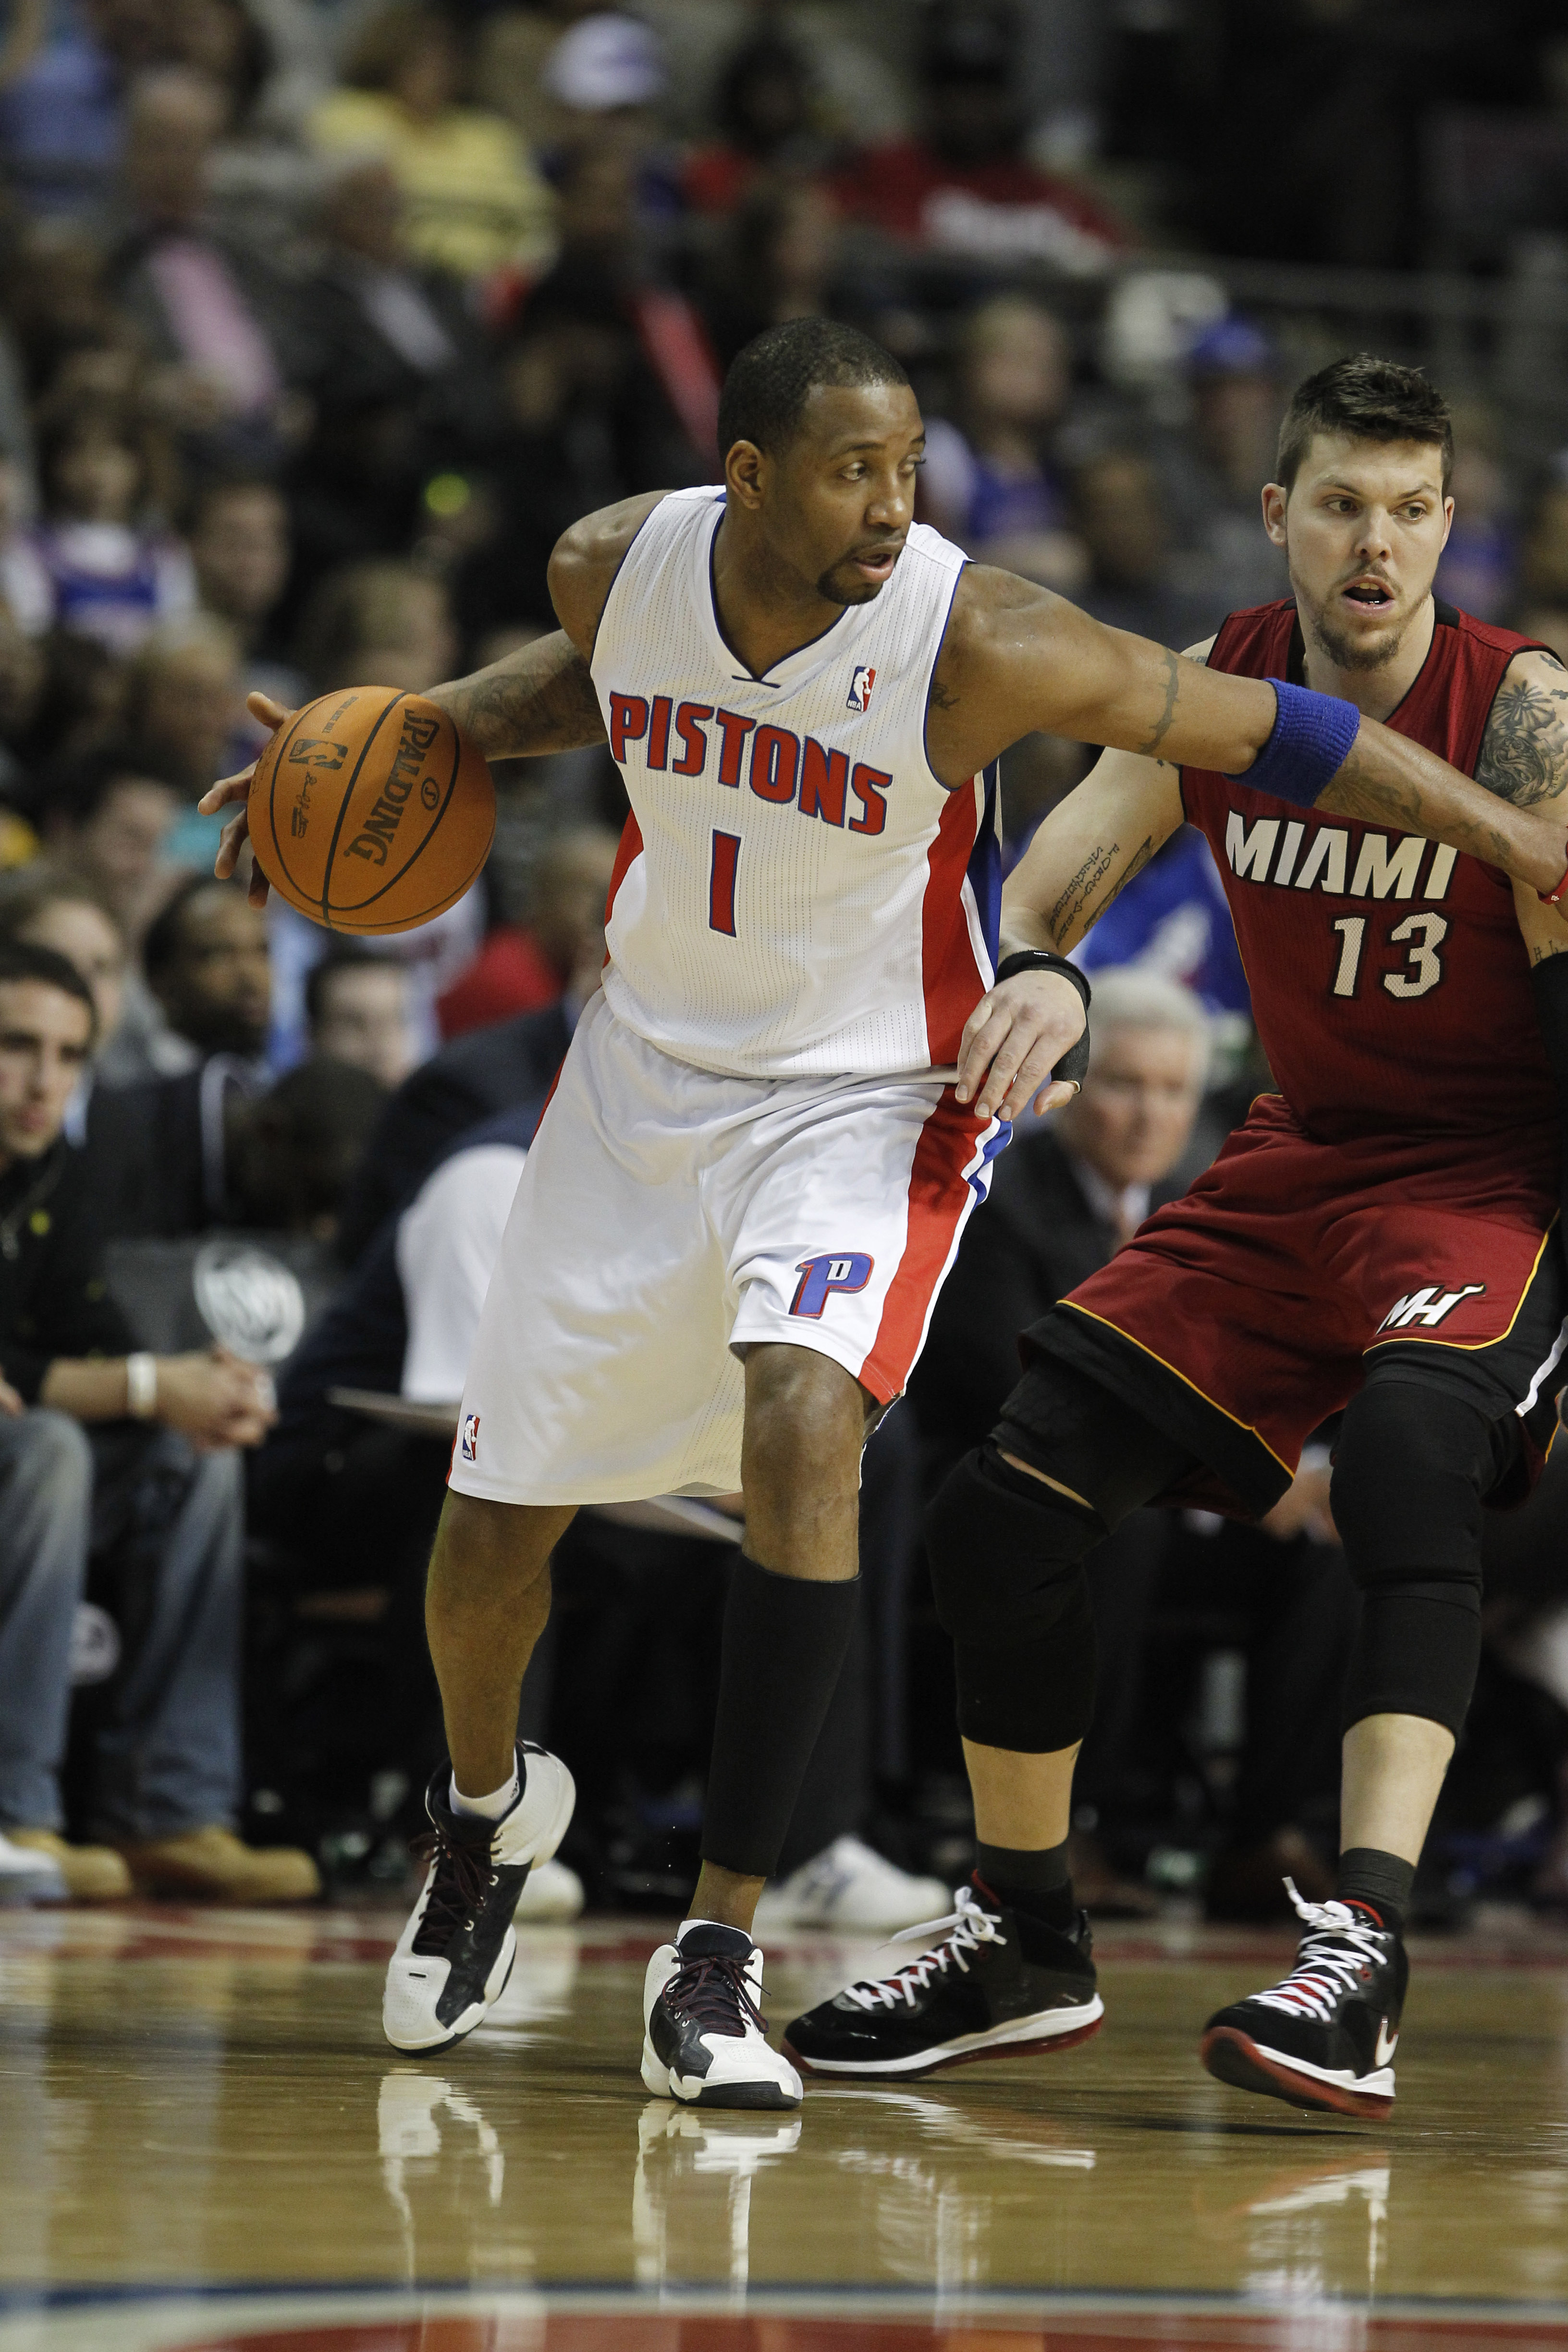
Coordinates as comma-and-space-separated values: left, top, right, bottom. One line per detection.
250, 687, 495, 934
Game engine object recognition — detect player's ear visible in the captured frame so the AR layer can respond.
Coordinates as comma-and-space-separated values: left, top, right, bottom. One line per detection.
725, 439, 767, 511
1261, 482, 1288, 547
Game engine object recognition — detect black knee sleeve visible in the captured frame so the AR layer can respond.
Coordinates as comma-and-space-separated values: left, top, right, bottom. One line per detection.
1332, 1380, 1509, 1736
926, 1444, 1101, 1752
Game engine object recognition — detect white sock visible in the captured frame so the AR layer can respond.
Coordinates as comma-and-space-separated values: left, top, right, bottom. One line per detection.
450, 1766, 520, 1822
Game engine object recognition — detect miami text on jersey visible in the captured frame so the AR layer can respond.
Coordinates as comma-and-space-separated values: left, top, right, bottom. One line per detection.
1223, 812, 1458, 901
608, 692, 890, 836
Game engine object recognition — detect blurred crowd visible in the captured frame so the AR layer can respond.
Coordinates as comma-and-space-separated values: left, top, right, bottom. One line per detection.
1, 0, 1568, 1923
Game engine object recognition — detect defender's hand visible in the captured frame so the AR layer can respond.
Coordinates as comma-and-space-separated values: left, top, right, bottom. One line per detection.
197, 691, 295, 906
956, 970, 1088, 1123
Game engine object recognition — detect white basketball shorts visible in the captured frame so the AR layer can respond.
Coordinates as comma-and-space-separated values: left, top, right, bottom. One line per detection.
447, 993, 1007, 1505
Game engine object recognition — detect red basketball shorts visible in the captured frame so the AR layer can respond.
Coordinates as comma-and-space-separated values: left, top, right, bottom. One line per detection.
1028, 1094, 1565, 1518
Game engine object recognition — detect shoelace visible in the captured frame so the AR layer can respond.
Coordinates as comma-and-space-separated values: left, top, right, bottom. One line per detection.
664, 1952, 765, 2040
841, 1883, 1002, 2013
1250, 1876, 1390, 2026
408, 1826, 495, 1955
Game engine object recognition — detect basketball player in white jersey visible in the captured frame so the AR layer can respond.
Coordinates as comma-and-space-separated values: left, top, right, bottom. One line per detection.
206, 321, 1568, 2111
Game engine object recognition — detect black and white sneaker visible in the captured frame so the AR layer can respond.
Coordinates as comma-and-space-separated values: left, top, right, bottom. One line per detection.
382, 1742, 576, 2054
782, 1877, 1103, 2079
642, 1921, 803, 2110
1200, 1878, 1408, 2119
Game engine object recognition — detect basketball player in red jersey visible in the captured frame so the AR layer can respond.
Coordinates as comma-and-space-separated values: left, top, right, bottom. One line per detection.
786, 356, 1568, 2119
206, 332, 1568, 2111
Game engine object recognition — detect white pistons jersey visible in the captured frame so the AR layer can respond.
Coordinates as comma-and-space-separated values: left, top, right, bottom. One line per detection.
590, 487, 1001, 1080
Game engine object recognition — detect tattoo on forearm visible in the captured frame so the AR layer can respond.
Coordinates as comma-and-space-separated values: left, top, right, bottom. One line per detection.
1137, 649, 1182, 758
1322, 738, 1517, 870
1096, 836, 1155, 922
1476, 675, 1568, 809
450, 639, 606, 758
1045, 835, 1155, 945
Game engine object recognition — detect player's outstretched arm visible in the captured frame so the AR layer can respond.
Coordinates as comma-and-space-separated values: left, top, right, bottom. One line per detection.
198, 494, 668, 895
930, 571, 1568, 895
954, 743, 1186, 1122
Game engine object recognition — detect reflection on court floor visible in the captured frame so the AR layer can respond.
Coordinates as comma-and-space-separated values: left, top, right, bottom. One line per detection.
1, 1906, 1567, 2349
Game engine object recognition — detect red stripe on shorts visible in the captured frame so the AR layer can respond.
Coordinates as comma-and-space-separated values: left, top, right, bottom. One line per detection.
860, 1091, 983, 1402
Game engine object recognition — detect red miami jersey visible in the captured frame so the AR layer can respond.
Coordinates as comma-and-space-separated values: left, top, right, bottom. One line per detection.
1183, 598, 1554, 1145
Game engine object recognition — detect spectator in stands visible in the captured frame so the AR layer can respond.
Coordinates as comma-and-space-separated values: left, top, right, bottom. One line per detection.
89, 875, 271, 1236
226, 1056, 389, 1238
1518, 464, 1568, 650
36, 740, 179, 939
122, 616, 244, 798
311, 3, 555, 283
288, 159, 503, 585
681, 29, 823, 217
1071, 447, 1211, 649
0, 394, 196, 652
188, 474, 304, 712
0, 866, 131, 1103
306, 947, 419, 1089
831, 0, 1125, 272
539, 12, 678, 223
1435, 403, 1517, 624
0, 0, 129, 222
336, 994, 582, 1265
920, 295, 1086, 593
109, 69, 303, 454
436, 822, 619, 1040
0, 937, 317, 1903
294, 560, 455, 698
698, 180, 846, 375
1156, 317, 1289, 617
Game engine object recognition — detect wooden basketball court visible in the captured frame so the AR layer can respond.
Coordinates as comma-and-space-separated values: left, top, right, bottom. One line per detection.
3, 1902, 1567, 2349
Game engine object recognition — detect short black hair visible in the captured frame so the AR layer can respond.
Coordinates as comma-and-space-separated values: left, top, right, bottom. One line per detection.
0, 939, 98, 1041
1277, 355, 1453, 496
717, 318, 911, 461
142, 873, 245, 984
304, 942, 390, 1029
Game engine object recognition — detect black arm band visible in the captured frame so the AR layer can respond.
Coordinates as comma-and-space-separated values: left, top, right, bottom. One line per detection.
994, 951, 1091, 1088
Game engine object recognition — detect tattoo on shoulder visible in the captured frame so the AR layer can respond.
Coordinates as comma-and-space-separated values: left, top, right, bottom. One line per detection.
1137, 650, 1182, 759
1476, 671, 1568, 808
929, 674, 959, 711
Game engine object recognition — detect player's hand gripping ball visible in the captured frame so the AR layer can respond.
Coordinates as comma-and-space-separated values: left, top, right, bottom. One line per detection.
249, 687, 495, 934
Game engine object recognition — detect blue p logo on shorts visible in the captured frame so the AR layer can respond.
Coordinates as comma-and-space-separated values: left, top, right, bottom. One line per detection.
790, 1252, 874, 1318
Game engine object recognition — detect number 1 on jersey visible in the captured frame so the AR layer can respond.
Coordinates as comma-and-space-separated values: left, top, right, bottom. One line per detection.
710, 829, 740, 936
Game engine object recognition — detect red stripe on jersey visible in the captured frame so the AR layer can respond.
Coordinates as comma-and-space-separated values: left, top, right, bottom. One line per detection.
861, 1091, 982, 1401
602, 812, 644, 963
920, 779, 985, 1064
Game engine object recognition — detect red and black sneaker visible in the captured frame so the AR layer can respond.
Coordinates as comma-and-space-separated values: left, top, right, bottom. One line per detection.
1200, 1879, 1408, 2120
782, 1876, 1103, 2079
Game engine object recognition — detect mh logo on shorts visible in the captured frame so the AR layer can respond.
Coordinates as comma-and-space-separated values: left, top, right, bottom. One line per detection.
460, 1411, 481, 1463
1378, 1283, 1485, 1332
791, 1253, 874, 1318
846, 664, 876, 714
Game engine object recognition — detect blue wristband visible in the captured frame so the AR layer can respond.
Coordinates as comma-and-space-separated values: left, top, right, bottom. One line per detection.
1223, 677, 1360, 807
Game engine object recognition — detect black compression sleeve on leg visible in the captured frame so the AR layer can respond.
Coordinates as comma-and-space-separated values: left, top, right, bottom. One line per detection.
699, 1554, 859, 1880
1342, 1586, 1481, 1736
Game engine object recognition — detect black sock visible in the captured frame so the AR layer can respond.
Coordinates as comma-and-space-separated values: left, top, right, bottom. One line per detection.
699, 1556, 860, 1881
976, 1837, 1076, 1931
1336, 1846, 1414, 1937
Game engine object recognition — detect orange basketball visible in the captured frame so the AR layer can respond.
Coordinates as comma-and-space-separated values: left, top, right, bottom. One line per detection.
249, 687, 495, 935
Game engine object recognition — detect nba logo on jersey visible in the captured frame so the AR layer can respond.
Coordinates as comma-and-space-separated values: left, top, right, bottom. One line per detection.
845, 664, 876, 714
460, 1412, 480, 1463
